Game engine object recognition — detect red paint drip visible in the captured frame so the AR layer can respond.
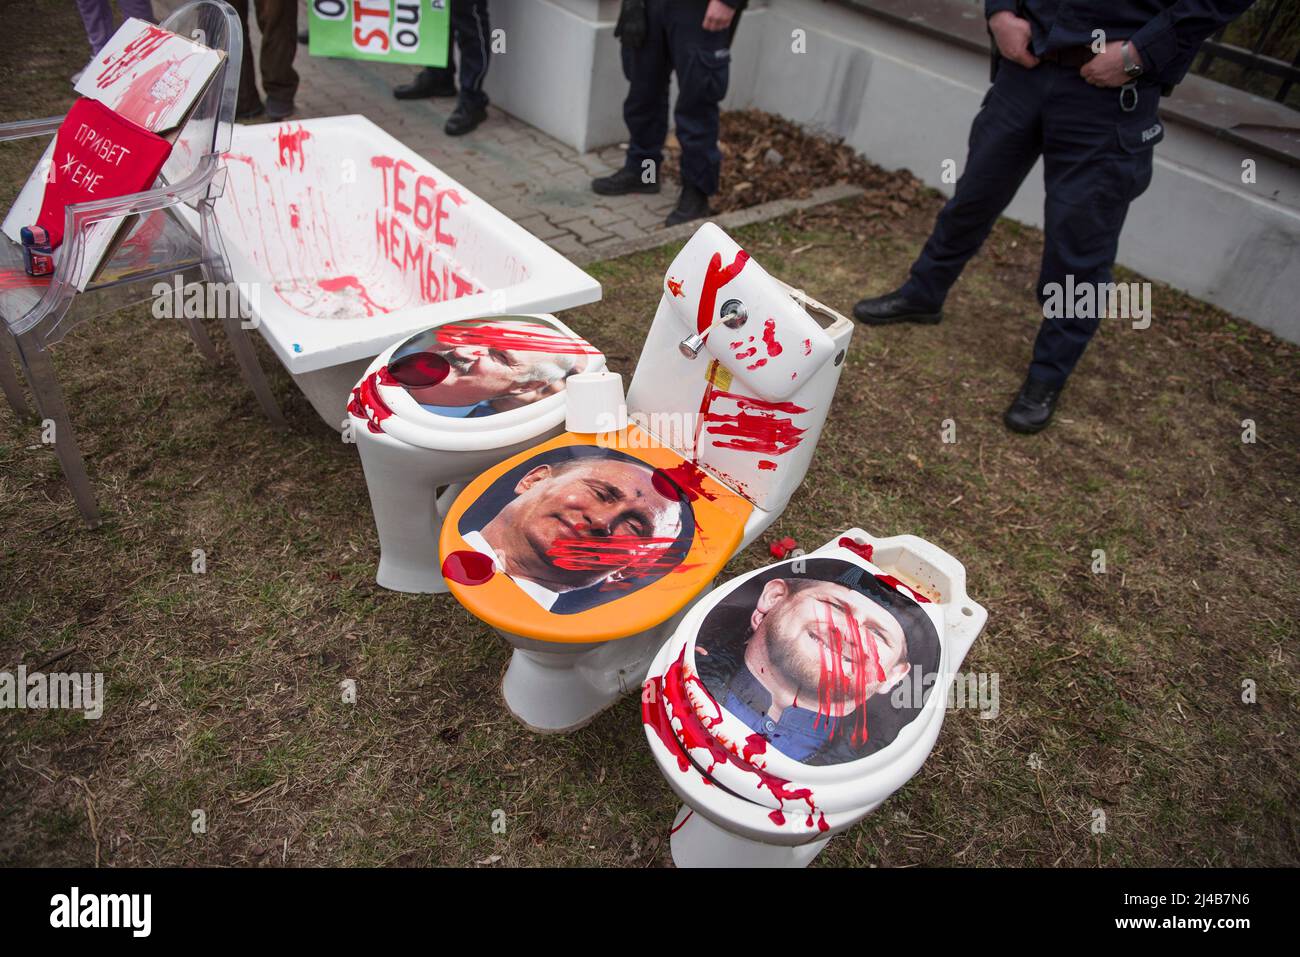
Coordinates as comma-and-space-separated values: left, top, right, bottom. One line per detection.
757, 460, 778, 471
876, 574, 931, 604
803, 338, 813, 356
388, 350, 450, 388
838, 537, 874, 563
704, 390, 809, 456
695, 249, 750, 335
761, 318, 783, 357
318, 274, 387, 317
276, 124, 311, 171
642, 648, 820, 824
441, 550, 496, 586
652, 462, 717, 503
434, 323, 598, 356
346, 367, 398, 433
813, 603, 883, 748
544, 536, 686, 577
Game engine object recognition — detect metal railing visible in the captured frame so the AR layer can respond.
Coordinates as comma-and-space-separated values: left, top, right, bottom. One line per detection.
1194, 0, 1300, 106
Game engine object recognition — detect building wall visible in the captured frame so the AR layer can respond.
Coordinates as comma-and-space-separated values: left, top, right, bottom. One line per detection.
486, 0, 1300, 343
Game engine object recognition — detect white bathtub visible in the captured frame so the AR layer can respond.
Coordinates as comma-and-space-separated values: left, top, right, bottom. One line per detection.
193, 115, 600, 428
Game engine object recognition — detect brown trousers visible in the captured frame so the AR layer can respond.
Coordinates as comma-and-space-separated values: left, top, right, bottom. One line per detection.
231, 0, 299, 109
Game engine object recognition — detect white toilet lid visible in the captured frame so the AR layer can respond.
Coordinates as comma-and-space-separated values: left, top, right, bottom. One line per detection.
350, 314, 605, 450
644, 540, 952, 838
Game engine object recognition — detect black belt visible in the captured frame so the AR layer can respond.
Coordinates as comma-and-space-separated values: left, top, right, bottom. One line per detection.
1039, 45, 1097, 69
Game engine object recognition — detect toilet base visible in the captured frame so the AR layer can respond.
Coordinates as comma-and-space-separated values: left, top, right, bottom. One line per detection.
377, 558, 450, 595
501, 648, 620, 733
670, 806, 831, 868
499, 610, 692, 733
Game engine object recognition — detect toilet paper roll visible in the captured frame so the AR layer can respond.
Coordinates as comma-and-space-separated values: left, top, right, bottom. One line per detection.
565, 371, 627, 434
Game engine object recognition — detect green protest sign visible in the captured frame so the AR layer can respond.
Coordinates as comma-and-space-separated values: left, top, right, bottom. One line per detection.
307, 0, 449, 67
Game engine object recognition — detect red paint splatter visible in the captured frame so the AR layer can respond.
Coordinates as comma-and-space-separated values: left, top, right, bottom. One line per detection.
876, 574, 931, 604
433, 323, 598, 356
288, 203, 301, 230
769, 810, 786, 826
803, 338, 812, 356
441, 550, 496, 586
769, 536, 797, 559
666, 277, 684, 298
652, 462, 717, 503
318, 274, 387, 317
105, 55, 191, 130
813, 602, 884, 748
643, 648, 821, 824
838, 537, 874, 563
347, 367, 399, 432
544, 536, 686, 577
94, 24, 170, 88
761, 318, 783, 357
757, 460, 778, 471
0, 269, 49, 291
695, 249, 749, 336
704, 390, 808, 456
388, 350, 450, 388
276, 124, 311, 171
745, 358, 768, 371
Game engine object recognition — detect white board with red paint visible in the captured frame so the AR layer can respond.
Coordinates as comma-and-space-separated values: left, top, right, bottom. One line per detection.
1, 19, 224, 290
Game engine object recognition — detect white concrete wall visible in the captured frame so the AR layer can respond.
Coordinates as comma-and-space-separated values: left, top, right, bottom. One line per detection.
487, 0, 1300, 343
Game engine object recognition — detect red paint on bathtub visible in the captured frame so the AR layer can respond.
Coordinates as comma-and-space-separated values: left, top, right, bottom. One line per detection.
441, 550, 496, 586
276, 124, 311, 171
317, 274, 387, 317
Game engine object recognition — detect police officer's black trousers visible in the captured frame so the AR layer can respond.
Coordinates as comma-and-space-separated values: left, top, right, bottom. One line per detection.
902, 60, 1163, 386
621, 0, 733, 195
427, 0, 491, 109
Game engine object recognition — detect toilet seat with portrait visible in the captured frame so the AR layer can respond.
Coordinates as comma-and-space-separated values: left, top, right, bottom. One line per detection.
437, 424, 754, 644
348, 314, 605, 450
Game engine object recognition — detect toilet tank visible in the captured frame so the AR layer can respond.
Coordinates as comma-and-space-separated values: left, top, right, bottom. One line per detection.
625, 223, 854, 512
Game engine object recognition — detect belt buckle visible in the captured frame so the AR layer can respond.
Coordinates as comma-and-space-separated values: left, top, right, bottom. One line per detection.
1120, 82, 1139, 112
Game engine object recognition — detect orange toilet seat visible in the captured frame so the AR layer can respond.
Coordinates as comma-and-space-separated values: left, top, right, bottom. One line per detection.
438, 424, 753, 644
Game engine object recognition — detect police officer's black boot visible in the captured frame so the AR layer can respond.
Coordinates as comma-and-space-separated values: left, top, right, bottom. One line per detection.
591, 167, 660, 196
665, 183, 710, 227
852, 288, 943, 326
394, 67, 458, 100
1003, 375, 1062, 435
445, 97, 488, 136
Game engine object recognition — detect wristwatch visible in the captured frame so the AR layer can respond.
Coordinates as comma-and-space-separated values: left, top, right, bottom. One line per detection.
1121, 41, 1144, 78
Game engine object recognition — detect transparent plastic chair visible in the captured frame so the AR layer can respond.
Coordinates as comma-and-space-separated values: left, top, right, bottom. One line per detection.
0, 0, 284, 528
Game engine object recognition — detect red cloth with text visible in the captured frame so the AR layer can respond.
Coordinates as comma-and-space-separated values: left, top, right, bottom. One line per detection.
35, 97, 172, 249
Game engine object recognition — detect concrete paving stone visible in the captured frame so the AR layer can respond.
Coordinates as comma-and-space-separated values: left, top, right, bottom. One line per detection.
566, 218, 615, 245
514, 214, 569, 242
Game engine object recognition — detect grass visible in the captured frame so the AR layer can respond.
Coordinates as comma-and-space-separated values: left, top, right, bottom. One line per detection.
1, 0, 1298, 868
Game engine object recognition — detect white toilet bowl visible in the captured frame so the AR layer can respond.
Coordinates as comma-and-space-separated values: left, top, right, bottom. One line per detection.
438, 223, 856, 731
349, 314, 604, 593
642, 528, 988, 868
